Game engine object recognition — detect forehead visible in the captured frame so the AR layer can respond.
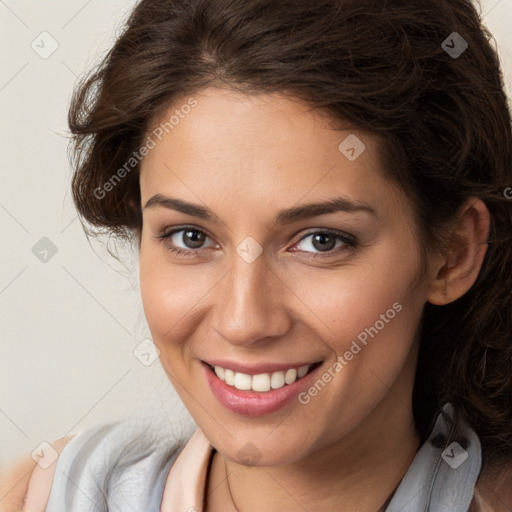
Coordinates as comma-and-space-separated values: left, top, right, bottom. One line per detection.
139, 87, 409, 221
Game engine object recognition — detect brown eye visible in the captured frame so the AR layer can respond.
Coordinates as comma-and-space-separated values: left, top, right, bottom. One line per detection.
180, 229, 206, 249
292, 230, 357, 258
158, 226, 216, 255
311, 233, 337, 252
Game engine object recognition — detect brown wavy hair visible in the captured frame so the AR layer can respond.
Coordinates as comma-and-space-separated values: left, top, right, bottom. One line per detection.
68, 0, 512, 471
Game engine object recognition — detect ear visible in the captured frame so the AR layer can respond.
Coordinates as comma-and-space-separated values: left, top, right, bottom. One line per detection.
427, 197, 490, 306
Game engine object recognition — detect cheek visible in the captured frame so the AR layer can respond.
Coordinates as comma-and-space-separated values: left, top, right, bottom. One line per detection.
139, 243, 203, 359
293, 242, 425, 365
289, 263, 424, 433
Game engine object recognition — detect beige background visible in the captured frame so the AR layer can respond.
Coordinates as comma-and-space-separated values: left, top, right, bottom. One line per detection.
1, 0, 511, 472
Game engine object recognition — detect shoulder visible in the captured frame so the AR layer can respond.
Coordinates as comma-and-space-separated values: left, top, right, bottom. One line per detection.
2, 418, 189, 512
0, 435, 75, 512
469, 460, 512, 511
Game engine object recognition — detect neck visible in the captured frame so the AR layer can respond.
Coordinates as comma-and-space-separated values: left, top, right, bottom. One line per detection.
205, 341, 422, 512
207, 397, 421, 512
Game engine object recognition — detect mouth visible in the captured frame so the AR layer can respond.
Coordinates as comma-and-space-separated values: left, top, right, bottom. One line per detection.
202, 359, 324, 416
204, 361, 323, 392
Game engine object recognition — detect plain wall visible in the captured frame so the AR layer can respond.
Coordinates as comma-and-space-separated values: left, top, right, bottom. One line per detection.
1, 0, 511, 472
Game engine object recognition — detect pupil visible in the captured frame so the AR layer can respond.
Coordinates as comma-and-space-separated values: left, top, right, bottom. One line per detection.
184, 230, 205, 249
313, 233, 335, 252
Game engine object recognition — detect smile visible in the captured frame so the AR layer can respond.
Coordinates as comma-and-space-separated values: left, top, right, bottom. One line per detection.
202, 360, 324, 416
211, 363, 312, 392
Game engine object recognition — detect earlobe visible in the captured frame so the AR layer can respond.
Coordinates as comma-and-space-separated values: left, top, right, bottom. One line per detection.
427, 198, 490, 306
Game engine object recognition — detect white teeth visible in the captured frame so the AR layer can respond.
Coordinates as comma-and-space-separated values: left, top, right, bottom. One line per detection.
270, 371, 285, 389
212, 363, 313, 393
214, 366, 225, 380
224, 369, 235, 386
252, 373, 271, 392
285, 368, 297, 385
297, 365, 309, 378
234, 372, 252, 390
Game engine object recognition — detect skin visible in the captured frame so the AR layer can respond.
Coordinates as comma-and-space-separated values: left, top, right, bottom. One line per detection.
0, 435, 75, 512
138, 87, 490, 511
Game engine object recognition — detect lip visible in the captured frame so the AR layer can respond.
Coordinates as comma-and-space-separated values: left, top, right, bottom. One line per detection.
202, 360, 323, 416
203, 359, 320, 375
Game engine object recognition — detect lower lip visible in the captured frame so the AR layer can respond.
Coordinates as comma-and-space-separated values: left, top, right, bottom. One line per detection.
202, 361, 323, 416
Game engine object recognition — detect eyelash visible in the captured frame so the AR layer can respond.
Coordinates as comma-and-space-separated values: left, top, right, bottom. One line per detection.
156, 226, 358, 259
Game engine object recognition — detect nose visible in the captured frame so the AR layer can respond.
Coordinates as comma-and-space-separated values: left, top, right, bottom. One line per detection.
212, 253, 292, 347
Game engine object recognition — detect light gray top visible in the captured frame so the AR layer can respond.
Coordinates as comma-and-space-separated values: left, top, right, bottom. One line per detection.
43, 402, 481, 511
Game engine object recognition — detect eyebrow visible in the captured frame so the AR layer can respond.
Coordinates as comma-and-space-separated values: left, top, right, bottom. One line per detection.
143, 194, 377, 225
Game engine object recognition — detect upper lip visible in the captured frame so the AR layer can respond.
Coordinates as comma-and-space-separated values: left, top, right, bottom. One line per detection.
203, 359, 322, 375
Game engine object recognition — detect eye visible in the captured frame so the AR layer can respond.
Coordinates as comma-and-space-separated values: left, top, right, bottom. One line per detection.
290, 230, 357, 258
156, 226, 357, 259
157, 226, 217, 256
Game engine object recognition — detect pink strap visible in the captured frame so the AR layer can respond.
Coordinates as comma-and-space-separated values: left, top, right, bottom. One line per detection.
160, 428, 213, 512
22, 436, 76, 512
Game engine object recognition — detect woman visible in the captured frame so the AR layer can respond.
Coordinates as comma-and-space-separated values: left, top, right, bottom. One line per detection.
2, 0, 512, 510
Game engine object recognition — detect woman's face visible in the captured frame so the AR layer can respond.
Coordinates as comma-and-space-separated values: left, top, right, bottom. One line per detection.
139, 87, 433, 466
